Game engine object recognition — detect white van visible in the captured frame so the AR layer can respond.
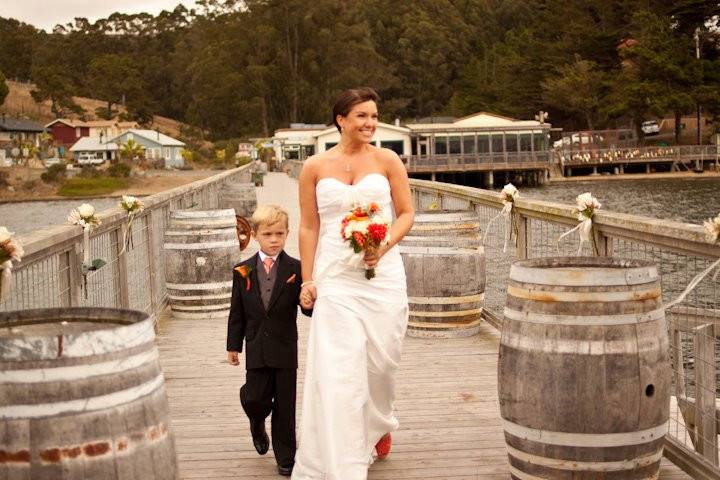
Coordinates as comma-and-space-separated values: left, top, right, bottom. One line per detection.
76, 152, 104, 165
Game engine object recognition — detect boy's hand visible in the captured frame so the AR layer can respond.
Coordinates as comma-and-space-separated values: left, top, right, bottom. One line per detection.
227, 351, 240, 366
300, 284, 316, 309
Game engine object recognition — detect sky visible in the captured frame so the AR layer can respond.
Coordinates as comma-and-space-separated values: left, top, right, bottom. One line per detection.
0, 0, 198, 31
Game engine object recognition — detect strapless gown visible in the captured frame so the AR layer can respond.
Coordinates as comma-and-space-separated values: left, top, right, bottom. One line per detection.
292, 173, 408, 480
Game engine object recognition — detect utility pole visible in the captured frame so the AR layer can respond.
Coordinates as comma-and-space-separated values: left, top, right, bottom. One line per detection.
695, 27, 702, 145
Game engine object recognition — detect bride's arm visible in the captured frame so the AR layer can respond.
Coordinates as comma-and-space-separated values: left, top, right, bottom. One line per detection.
298, 158, 320, 291
385, 151, 414, 249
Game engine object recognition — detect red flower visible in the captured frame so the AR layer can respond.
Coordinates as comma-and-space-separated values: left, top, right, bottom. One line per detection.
352, 231, 366, 247
368, 203, 380, 214
368, 223, 387, 244
234, 265, 253, 291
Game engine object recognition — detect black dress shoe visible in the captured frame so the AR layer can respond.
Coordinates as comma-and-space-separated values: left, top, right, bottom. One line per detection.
277, 464, 293, 476
249, 418, 269, 455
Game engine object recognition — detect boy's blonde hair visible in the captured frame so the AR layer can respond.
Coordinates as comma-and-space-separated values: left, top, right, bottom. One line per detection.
250, 204, 289, 230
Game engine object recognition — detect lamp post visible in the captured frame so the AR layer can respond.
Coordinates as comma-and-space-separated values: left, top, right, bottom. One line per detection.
695, 27, 702, 145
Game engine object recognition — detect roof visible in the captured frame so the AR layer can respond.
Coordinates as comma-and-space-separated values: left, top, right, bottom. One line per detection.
0, 117, 46, 133
45, 118, 139, 129
313, 122, 410, 138
111, 129, 185, 147
407, 112, 546, 131
69, 137, 119, 152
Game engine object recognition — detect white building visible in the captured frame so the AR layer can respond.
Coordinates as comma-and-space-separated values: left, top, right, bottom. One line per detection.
314, 122, 411, 155
69, 137, 119, 161
273, 123, 327, 162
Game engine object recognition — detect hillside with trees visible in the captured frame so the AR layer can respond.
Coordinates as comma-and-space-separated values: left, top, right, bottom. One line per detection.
1, 0, 719, 142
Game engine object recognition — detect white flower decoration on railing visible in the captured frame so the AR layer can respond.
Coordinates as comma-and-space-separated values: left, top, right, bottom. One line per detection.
68, 203, 106, 298
119, 195, 145, 255
483, 183, 520, 253
0, 227, 24, 301
558, 192, 601, 255
665, 213, 720, 310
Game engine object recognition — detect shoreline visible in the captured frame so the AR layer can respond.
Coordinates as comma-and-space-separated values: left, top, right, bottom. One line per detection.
549, 171, 720, 183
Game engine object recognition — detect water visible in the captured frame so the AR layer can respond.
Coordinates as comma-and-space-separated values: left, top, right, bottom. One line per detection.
520, 177, 720, 225
0, 198, 122, 236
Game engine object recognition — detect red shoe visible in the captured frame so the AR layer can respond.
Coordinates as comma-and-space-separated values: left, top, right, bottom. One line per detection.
375, 433, 392, 460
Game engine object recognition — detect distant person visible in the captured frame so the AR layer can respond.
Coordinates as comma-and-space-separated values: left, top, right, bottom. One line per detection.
293, 87, 415, 479
226, 205, 311, 477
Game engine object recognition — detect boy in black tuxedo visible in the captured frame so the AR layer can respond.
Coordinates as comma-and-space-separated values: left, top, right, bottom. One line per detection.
227, 204, 309, 476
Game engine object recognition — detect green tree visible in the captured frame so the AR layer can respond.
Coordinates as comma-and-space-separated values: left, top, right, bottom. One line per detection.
119, 139, 145, 163
87, 54, 144, 116
541, 56, 607, 131
0, 70, 8, 107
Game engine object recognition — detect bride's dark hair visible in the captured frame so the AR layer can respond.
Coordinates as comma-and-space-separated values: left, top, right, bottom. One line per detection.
332, 87, 380, 132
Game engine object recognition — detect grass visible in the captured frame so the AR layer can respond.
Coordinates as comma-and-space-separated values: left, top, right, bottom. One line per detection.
58, 176, 130, 197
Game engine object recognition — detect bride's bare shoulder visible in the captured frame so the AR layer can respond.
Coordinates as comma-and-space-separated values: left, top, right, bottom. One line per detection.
374, 147, 405, 174
299, 151, 335, 182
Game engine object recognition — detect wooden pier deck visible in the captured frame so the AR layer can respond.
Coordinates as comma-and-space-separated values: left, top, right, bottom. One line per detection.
156, 172, 691, 479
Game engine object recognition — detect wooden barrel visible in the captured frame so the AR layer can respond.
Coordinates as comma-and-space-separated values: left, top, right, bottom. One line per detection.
0, 307, 177, 480
164, 209, 240, 319
499, 257, 670, 480
399, 245, 486, 338
219, 182, 257, 218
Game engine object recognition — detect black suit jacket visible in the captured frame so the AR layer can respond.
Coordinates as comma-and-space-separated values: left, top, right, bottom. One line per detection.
226, 251, 310, 369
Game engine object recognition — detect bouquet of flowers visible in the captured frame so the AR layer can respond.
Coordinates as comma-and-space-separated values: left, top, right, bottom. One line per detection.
0, 226, 24, 301
68, 203, 102, 230
483, 183, 520, 253
341, 202, 391, 279
704, 213, 720, 244
558, 192, 602, 255
119, 195, 145, 254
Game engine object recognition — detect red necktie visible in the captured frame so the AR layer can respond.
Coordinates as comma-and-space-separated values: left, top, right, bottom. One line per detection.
263, 257, 274, 274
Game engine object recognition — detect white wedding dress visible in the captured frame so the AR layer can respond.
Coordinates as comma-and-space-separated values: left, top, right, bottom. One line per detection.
292, 173, 408, 480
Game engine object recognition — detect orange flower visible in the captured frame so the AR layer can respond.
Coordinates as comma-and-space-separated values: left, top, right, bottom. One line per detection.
368, 203, 380, 214
234, 265, 253, 291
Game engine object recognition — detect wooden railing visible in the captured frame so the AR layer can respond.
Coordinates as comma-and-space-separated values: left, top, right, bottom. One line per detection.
410, 178, 720, 480
401, 151, 551, 173
558, 144, 720, 167
0, 164, 253, 318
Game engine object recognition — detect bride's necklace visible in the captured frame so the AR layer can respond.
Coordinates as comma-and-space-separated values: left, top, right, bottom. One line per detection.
338, 143, 363, 172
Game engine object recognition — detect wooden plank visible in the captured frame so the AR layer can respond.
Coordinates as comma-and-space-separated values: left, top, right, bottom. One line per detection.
116, 226, 130, 309
694, 323, 718, 465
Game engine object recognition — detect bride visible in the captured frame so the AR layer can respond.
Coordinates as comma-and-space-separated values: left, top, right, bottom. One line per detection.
292, 87, 414, 479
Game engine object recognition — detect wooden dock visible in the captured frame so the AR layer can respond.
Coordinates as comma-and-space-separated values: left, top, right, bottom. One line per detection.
156, 173, 692, 479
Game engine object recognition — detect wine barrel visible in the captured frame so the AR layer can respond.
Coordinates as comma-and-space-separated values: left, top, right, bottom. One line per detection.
164, 209, 240, 319
0, 308, 177, 480
499, 257, 670, 480
399, 245, 485, 338
219, 182, 257, 218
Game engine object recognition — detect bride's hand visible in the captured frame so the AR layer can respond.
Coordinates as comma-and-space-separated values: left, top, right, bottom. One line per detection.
300, 284, 316, 309
364, 245, 389, 269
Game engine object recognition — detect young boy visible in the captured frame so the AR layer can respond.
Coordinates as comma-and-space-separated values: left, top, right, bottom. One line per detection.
226, 204, 309, 476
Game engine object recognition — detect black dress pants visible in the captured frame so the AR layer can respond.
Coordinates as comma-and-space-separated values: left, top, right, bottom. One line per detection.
240, 367, 297, 466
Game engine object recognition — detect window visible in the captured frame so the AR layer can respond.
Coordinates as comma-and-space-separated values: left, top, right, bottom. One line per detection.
505, 133, 518, 152
164, 148, 170, 158
477, 135, 489, 153
435, 136, 447, 155
491, 134, 504, 153
380, 140, 404, 155
449, 136, 461, 154
325, 142, 337, 150
520, 134, 532, 151
533, 133, 547, 151
463, 135, 475, 154
303, 145, 315, 159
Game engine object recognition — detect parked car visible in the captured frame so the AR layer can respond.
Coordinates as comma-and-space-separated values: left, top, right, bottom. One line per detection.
641, 120, 660, 135
553, 133, 605, 149
43, 157, 63, 168
76, 152, 104, 165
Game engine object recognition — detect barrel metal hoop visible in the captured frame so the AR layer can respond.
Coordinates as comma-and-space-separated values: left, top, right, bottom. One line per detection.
0, 374, 165, 419
500, 330, 665, 355
510, 264, 658, 287
503, 307, 665, 326
168, 293, 232, 301
408, 293, 484, 304
502, 419, 668, 447
509, 465, 659, 480
0, 349, 159, 383
410, 308, 483, 318
170, 303, 231, 311
506, 286, 661, 302
163, 240, 238, 250
166, 281, 232, 291
506, 444, 663, 472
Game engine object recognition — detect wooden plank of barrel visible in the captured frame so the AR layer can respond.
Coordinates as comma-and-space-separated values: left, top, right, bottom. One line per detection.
164, 209, 240, 319
499, 257, 670, 479
219, 183, 257, 218
0, 307, 177, 480
405, 211, 480, 238
399, 245, 486, 338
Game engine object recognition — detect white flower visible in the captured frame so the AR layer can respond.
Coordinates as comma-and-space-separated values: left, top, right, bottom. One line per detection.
0, 226, 11, 243
501, 183, 519, 199
0, 227, 23, 263
120, 195, 145, 213
78, 203, 95, 219
704, 213, 720, 243
575, 192, 601, 220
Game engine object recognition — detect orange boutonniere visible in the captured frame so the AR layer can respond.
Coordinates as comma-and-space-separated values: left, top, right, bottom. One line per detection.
234, 265, 253, 291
